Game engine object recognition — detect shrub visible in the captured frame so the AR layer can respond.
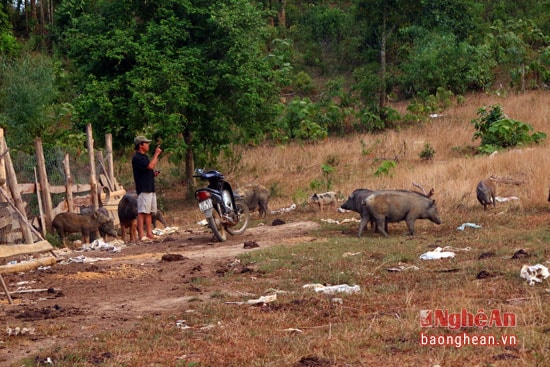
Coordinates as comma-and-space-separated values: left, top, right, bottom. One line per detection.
374, 160, 397, 177
419, 143, 435, 160
471, 104, 546, 153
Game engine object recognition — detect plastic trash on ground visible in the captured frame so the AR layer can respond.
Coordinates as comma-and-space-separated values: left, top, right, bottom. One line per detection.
495, 196, 519, 202
386, 265, 420, 272
153, 226, 179, 236
520, 264, 550, 286
270, 204, 297, 215
419, 247, 455, 260
456, 222, 482, 231
225, 294, 277, 305
303, 283, 360, 295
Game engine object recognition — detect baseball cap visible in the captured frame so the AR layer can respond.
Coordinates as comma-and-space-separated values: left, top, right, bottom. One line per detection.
134, 136, 152, 145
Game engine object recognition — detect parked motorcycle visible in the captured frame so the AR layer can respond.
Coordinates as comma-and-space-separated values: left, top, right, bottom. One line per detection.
194, 169, 250, 241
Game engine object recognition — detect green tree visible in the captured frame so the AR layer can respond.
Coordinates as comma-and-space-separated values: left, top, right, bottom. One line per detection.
0, 53, 73, 152
56, 0, 281, 194
353, 0, 421, 112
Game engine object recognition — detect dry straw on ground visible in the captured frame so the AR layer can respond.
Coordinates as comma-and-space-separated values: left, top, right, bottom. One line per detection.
227, 91, 549, 214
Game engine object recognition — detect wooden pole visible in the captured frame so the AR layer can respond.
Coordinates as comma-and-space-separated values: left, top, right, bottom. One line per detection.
86, 124, 99, 210
34, 167, 46, 237
105, 134, 117, 190
63, 153, 74, 212
0, 128, 6, 186
0, 273, 13, 304
35, 138, 54, 233
1, 135, 33, 243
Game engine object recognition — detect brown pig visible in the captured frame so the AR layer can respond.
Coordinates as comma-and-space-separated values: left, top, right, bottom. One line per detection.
236, 184, 270, 218
52, 211, 112, 247
363, 190, 442, 237
476, 177, 497, 210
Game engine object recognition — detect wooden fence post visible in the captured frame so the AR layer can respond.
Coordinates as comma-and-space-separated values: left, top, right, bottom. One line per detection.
86, 124, 99, 210
0, 128, 6, 186
2, 134, 34, 243
63, 153, 74, 212
35, 138, 54, 233
105, 134, 117, 190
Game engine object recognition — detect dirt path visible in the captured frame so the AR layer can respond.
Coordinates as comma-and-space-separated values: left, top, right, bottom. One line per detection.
1, 218, 321, 365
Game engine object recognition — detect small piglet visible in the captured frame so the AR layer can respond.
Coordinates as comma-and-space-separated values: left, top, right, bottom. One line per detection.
308, 191, 338, 211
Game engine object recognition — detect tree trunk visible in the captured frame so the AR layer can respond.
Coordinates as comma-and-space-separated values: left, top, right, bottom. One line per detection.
184, 128, 195, 199
278, 0, 286, 28
379, 13, 387, 111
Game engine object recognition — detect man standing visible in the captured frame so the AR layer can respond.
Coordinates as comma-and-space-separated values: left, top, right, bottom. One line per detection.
132, 135, 162, 241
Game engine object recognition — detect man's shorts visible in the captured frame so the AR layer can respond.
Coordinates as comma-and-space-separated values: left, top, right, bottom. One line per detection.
137, 192, 157, 214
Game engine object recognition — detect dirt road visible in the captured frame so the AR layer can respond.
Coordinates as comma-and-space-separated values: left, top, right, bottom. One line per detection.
1, 216, 320, 365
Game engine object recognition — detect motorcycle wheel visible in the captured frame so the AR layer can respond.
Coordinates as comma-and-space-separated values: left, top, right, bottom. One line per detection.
207, 209, 227, 242
226, 200, 250, 235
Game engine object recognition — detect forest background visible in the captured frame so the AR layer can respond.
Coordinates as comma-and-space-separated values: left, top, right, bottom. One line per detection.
0, 0, 548, 196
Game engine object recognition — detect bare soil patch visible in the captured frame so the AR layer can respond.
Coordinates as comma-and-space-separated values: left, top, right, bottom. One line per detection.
1, 203, 320, 365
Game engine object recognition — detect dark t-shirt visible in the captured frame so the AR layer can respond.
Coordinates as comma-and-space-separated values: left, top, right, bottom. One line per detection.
132, 152, 155, 194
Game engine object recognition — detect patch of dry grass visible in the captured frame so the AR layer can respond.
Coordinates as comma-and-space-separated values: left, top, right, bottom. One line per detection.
227, 91, 549, 216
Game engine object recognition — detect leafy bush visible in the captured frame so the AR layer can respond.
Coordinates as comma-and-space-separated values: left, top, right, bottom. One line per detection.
471, 104, 546, 153
419, 143, 436, 160
374, 160, 397, 177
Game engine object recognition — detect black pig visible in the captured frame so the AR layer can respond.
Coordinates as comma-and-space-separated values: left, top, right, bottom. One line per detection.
117, 194, 168, 243
117, 194, 138, 243
340, 189, 376, 237
363, 190, 442, 237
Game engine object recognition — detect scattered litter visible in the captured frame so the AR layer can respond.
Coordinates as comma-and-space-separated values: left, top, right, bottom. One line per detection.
197, 219, 208, 226
34, 357, 54, 365
321, 218, 360, 225
495, 196, 519, 202
386, 265, 420, 272
283, 328, 304, 333
225, 294, 277, 305
153, 226, 179, 235
176, 320, 192, 330
270, 203, 297, 214
456, 222, 482, 231
6, 326, 35, 336
80, 238, 124, 252
264, 288, 289, 295
59, 255, 112, 264
331, 298, 343, 304
303, 283, 360, 295
520, 264, 549, 286
419, 247, 455, 260
441, 246, 471, 252
342, 252, 361, 257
